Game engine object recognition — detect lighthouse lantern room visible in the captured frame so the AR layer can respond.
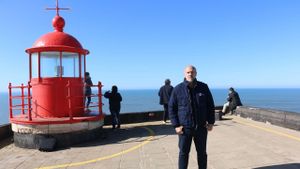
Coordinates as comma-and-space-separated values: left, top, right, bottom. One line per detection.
8, 1, 104, 150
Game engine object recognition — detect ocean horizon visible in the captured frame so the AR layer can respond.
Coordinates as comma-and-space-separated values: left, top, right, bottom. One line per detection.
1, 88, 300, 125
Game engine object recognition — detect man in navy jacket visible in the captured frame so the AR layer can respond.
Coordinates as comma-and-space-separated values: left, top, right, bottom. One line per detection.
169, 65, 215, 169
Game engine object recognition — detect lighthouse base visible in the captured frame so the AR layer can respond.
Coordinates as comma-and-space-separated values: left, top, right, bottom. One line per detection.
12, 120, 104, 150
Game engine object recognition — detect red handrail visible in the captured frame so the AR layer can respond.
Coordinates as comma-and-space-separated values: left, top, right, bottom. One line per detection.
8, 81, 32, 120
65, 81, 103, 117
27, 81, 32, 121
67, 81, 73, 120
21, 84, 25, 115
9, 80, 104, 123
8, 83, 13, 119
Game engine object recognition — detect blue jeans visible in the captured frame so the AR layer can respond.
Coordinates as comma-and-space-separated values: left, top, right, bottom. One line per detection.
163, 104, 169, 122
111, 110, 120, 128
178, 127, 208, 169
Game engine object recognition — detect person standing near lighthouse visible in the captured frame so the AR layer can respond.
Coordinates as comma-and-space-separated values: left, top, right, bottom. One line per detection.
104, 86, 122, 129
84, 72, 93, 111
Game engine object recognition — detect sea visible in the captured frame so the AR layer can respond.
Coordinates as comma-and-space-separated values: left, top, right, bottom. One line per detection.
1, 88, 300, 125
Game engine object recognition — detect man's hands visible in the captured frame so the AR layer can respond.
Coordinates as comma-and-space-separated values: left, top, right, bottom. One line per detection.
175, 126, 184, 135
175, 124, 213, 134
206, 124, 213, 131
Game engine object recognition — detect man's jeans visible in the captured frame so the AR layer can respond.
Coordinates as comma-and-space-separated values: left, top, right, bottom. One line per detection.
163, 104, 169, 122
178, 127, 208, 169
111, 110, 120, 128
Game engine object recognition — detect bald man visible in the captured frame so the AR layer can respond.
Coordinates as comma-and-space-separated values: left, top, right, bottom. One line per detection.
169, 65, 215, 169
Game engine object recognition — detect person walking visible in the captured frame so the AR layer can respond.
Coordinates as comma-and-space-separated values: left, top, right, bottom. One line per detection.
104, 85, 122, 129
158, 79, 173, 123
169, 65, 215, 169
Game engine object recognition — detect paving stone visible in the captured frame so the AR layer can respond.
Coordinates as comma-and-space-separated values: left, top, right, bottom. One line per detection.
1, 118, 300, 169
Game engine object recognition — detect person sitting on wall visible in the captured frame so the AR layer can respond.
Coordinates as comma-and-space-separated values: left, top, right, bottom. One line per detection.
222, 87, 242, 115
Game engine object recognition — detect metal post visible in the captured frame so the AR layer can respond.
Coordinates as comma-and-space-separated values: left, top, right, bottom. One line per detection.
84, 55, 86, 75
27, 81, 32, 121
59, 51, 62, 78
8, 83, 13, 119
21, 83, 25, 115
78, 53, 82, 78
98, 81, 102, 116
29, 53, 32, 80
38, 52, 41, 82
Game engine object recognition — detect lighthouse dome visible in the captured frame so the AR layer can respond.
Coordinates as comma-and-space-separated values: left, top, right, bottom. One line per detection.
32, 31, 83, 49
26, 15, 89, 54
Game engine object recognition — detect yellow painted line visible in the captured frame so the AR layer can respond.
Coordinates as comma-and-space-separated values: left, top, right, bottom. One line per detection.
233, 117, 300, 142
37, 127, 155, 169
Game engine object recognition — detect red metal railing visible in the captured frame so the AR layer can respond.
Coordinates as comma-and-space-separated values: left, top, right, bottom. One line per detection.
9, 81, 104, 123
66, 81, 103, 121
8, 82, 32, 121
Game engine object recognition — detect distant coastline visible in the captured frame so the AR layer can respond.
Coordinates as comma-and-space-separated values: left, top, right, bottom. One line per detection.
1, 88, 300, 125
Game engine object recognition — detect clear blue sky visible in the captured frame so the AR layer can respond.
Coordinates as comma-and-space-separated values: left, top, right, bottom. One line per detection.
1, 0, 300, 92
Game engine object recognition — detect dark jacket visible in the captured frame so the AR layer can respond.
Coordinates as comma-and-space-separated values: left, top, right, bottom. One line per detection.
169, 79, 215, 129
227, 91, 242, 111
104, 92, 122, 112
85, 77, 93, 95
158, 85, 173, 105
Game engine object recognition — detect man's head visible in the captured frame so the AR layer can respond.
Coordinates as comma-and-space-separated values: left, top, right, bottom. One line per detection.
165, 79, 171, 85
184, 65, 197, 82
112, 85, 118, 93
229, 87, 234, 93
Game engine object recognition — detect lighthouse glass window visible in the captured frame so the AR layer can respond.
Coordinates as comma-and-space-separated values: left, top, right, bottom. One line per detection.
62, 52, 79, 77
31, 53, 38, 78
40, 52, 60, 77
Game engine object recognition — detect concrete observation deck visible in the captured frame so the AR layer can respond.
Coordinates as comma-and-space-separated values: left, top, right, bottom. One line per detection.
1, 115, 300, 169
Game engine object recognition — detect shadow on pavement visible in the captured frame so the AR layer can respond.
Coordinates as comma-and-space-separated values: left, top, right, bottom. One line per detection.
71, 123, 176, 148
60, 120, 225, 150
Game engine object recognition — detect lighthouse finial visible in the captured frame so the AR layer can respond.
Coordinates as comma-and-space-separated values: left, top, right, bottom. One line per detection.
46, 0, 70, 32
46, 0, 70, 16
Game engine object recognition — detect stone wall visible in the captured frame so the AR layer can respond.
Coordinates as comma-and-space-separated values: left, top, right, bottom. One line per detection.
104, 108, 223, 125
104, 111, 164, 125
236, 106, 300, 131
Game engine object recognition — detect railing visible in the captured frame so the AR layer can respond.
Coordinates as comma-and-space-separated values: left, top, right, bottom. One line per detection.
9, 81, 104, 123
66, 81, 104, 121
8, 82, 32, 121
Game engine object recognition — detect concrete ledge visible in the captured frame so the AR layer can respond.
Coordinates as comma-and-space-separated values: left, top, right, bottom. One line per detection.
14, 126, 103, 149
12, 120, 105, 149
236, 106, 300, 131
11, 120, 104, 134
104, 111, 164, 125
104, 109, 222, 126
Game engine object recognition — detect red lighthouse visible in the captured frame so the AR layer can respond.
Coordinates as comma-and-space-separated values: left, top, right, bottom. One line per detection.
9, 1, 104, 150
26, 10, 88, 118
